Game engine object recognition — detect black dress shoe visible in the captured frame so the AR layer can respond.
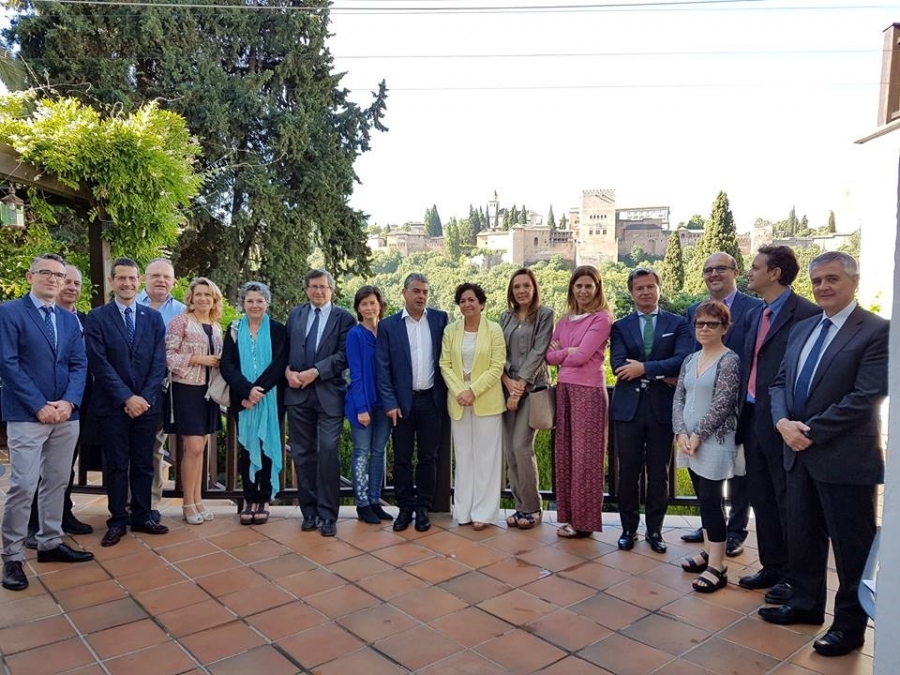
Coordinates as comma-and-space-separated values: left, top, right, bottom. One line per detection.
356, 505, 381, 524
320, 519, 337, 537
131, 520, 169, 535
813, 629, 865, 657
681, 528, 703, 543
414, 508, 431, 532
738, 568, 780, 590
62, 516, 94, 536
2, 561, 28, 591
617, 531, 638, 550
24, 533, 38, 550
393, 508, 413, 532
645, 532, 667, 554
101, 526, 127, 547
370, 503, 394, 522
758, 604, 824, 626
764, 581, 794, 605
301, 514, 319, 531
725, 536, 744, 557
37, 543, 95, 563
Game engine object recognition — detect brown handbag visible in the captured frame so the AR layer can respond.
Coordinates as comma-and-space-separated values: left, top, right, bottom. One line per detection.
528, 384, 557, 430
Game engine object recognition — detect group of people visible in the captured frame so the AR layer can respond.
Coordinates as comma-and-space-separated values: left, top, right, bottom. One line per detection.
0, 248, 886, 659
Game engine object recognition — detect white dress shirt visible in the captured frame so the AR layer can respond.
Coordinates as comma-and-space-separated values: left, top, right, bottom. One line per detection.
796, 300, 857, 387
402, 307, 435, 391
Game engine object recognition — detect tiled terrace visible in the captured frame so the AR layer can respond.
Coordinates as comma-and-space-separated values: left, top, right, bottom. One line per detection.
0, 488, 875, 675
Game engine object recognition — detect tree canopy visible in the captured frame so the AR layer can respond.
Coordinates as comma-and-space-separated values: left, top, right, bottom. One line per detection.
684, 191, 743, 294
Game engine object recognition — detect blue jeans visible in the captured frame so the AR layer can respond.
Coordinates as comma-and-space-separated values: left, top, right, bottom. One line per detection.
350, 412, 392, 506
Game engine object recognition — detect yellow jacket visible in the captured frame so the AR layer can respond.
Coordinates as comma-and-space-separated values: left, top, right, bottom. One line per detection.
440, 318, 506, 421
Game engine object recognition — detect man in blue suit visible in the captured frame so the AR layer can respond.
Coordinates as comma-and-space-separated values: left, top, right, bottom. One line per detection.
611, 268, 691, 553
683, 252, 762, 556
376, 273, 448, 532
285, 269, 356, 538
85, 258, 169, 547
1, 254, 93, 592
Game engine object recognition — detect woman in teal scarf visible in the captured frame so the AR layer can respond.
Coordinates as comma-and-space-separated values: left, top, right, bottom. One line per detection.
220, 281, 288, 525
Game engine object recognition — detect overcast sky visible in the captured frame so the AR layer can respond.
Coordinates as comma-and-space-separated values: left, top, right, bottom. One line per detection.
329, 0, 898, 232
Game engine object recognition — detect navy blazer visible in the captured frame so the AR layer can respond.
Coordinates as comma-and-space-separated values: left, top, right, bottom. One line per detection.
687, 291, 763, 354
610, 309, 691, 424
769, 305, 888, 484
0, 296, 87, 422
376, 308, 448, 418
284, 302, 355, 417
741, 289, 820, 416
84, 301, 167, 417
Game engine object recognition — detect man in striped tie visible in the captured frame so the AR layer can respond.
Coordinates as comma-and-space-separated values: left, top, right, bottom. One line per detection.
761, 252, 888, 658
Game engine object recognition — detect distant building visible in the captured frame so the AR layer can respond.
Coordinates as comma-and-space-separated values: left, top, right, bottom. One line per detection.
475, 226, 575, 267
575, 189, 618, 266
616, 206, 671, 258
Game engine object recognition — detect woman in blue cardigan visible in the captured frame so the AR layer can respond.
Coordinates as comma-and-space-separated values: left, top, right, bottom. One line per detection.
345, 285, 394, 524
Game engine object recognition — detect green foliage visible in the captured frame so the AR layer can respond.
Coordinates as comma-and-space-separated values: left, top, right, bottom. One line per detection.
559, 212, 568, 230
547, 205, 556, 230
444, 218, 462, 259
684, 191, 743, 294
0, 222, 60, 300
791, 243, 823, 302
518, 204, 527, 225
839, 229, 860, 261
425, 205, 443, 238
826, 210, 836, 234
0, 93, 202, 262
659, 231, 685, 294
681, 214, 704, 230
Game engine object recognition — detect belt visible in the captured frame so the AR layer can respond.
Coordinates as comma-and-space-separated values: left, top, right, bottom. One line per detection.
413, 388, 433, 395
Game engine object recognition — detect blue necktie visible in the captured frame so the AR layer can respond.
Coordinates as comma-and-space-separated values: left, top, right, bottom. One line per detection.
305, 307, 321, 367
793, 318, 832, 413
124, 306, 135, 345
41, 305, 56, 348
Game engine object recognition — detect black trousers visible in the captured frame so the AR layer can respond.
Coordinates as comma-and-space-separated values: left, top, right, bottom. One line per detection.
615, 393, 674, 534
742, 404, 789, 575
392, 390, 443, 510
688, 464, 749, 540
238, 448, 273, 504
690, 470, 727, 542
287, 388, 344, 522
786, 457, 875, 635
101, 410, 159, 529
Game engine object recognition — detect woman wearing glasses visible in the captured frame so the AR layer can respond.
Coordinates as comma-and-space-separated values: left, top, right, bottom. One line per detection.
673, 300, 741, 593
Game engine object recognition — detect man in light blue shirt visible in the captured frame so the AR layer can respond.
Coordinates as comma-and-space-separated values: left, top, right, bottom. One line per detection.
136, 258, 185, 521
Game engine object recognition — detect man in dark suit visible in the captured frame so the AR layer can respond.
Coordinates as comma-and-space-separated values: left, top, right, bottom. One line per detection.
683, 251, 762, 556
85, 258, 169, 547
376, 272, 449, 532
25, 264, 94, 549
1, 254, 93, 592
737, 246, 819, 604
760, 252, 887, 658
611, 268, 691, 554
285, 269, 356, 537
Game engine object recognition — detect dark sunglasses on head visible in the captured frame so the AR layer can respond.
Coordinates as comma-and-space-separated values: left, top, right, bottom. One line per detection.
694, 320, 722, 329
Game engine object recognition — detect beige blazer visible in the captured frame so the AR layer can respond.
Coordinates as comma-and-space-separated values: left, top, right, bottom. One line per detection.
165, 313, 224, 385
439, 318, 506, 421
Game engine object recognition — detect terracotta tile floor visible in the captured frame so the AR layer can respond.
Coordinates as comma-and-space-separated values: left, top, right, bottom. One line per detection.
0, 492, 875, 674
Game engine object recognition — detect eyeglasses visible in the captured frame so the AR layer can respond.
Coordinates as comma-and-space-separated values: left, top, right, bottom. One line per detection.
702, 265, 736, 276
32, 269, 66, 280
307, 284, 331, 291
693, 321, 722, 329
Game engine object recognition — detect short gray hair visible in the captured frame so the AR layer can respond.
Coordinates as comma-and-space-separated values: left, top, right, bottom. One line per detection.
238, 280, 271, 305
403, 272, 429, 289
305, 269, 335, 289
809, 251, 858, 277
30, 253, 66, 270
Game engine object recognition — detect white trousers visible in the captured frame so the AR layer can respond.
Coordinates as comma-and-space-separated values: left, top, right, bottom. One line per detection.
452, 410, 502, 524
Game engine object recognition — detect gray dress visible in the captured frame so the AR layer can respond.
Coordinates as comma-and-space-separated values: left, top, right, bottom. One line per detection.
673, 349, 741, 481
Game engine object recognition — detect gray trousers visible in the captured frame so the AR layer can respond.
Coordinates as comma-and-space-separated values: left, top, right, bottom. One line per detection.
502, 397, 542, 514
2, 421, 79, 560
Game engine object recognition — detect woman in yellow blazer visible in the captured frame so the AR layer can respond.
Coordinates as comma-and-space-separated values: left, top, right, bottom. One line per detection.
440, 282, 506, 530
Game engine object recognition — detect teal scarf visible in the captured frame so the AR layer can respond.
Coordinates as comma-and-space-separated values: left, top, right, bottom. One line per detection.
236, 315, 282, 493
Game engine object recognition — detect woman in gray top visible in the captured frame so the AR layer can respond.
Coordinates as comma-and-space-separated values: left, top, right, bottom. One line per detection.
500, 268, 554, 529
673, 299, 741, 593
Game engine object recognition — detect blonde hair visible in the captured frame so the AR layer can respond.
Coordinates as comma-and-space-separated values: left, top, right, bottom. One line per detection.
185, 277, 224, 323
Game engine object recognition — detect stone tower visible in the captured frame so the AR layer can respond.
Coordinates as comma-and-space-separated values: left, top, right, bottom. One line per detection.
576, 189, 617, 266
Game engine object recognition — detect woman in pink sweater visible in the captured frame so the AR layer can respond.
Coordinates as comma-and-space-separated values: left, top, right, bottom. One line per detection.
546, 266, 613, 538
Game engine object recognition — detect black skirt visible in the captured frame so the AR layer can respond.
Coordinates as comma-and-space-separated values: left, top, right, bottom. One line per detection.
165, 382, 222, 436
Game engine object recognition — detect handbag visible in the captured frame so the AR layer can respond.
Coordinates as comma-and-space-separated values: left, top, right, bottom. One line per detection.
206, 368, 230, 407
528, 384, 557, 430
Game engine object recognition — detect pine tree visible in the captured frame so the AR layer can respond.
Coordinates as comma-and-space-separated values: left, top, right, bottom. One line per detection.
445, 218, 462, 258
787, 207, 799, 236
519, 204, 527, 225
560, 213, 568, 230
826, 210, 836, 234
502, 211, 510, 230
547, 206, 556, 230
510, 205, 519, 227
684, 191, 744, 294
659, 231, 685, 294
425, 205, 443, 238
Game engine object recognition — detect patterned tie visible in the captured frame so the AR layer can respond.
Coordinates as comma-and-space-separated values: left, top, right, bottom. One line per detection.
41, 305, 56, 348
124, 306, 136, 345
642, 313, 654, 358
304, 307, 321, 367
793, 318, 832, 413
747, 307, 772, 400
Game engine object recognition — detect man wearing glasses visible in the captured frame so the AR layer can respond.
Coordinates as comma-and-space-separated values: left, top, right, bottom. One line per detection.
683, 252, 762, 556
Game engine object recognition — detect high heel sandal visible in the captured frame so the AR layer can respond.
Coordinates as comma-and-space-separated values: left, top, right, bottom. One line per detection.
692, 566, 728, 593
196, 503, 214, 521
182, 504, 204, 525
239, 503, 255, 526
252, 503, 270, 525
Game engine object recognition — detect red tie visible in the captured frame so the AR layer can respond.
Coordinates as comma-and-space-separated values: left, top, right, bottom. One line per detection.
747, 307, 772, 400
